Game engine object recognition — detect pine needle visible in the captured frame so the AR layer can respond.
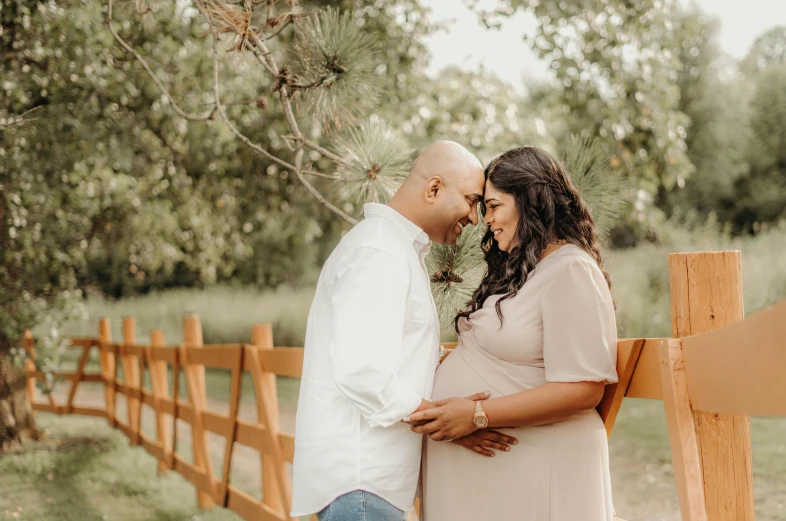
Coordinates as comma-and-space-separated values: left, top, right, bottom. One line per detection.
560, 134, 626, 239
290, 6, 381, 131
332, 116, 411, 204
426, 218, 487, 327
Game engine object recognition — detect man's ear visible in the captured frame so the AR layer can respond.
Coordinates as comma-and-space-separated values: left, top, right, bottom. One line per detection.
425, 176, 442, 203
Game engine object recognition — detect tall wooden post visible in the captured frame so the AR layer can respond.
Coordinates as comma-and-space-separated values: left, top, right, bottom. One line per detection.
669, 251, 754, 521
183, 313, 216, 509
252, 324, 283, 512
122, 316, 141, 445
150, 329, 171, 473
99, 318, 116, 427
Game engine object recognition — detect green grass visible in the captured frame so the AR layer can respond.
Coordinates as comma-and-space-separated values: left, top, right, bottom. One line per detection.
0, 414, 240, 521
609, 399, 786, 521
609, 224, 786, 338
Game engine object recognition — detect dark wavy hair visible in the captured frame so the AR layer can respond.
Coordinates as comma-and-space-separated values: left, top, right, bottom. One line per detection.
455, 146, 611, 331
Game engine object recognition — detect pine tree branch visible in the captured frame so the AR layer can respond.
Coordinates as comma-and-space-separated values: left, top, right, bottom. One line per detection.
199, 0, 279, 76
246, 31, 350, 167
107, 0, 216, 121
209, 27, 356, 224
203, 3, 350, 168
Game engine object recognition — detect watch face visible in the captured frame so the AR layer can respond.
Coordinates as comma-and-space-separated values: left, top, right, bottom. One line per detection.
474, 416, 488, 428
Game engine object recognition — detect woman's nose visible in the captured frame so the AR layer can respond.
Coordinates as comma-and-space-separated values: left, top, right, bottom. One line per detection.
483, 213, 492, 226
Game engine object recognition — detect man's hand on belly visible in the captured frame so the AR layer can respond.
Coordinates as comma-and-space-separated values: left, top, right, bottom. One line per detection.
451, 429, 518, 457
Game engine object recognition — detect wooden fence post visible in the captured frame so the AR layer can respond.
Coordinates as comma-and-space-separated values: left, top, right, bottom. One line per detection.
669, 251, 754, 521
183, 313, 216, 509
122, 316, 141, 446
150, 329, 171, 473
252, 324, 284, 512
99, 318, 116, 427
660, 339, 707, 521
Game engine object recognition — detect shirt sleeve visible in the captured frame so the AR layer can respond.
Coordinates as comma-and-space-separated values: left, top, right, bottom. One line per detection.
541, 257, 619, 384
331, 246, 424, 428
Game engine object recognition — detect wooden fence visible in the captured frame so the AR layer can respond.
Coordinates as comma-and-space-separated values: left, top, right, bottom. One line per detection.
23, 251, 786, 521
25, 313, 306, 521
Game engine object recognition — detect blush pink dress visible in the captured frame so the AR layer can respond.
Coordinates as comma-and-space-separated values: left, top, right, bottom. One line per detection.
423, 244, 618, 521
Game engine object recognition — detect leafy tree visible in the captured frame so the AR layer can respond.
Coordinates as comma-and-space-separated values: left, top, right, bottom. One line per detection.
731, 65, 786, 233
471, 0, 693, 204
0, 0, 256, 448
666, 9, 751, 222
741, 26, 786, 74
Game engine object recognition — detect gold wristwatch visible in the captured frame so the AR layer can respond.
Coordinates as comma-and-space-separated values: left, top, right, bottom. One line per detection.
473, 400, 489, 428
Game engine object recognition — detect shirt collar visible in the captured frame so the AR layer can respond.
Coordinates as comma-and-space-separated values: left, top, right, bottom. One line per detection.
363, 203, 431, 256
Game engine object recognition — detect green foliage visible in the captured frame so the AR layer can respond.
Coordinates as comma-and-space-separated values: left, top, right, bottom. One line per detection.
667, 10, 750, 222
332, 115, 412, 205
0, 0, 256, 370
472, 0, 693, 201
292, 6, 382, 130
426, 219, 487, 332
741, 25, 786, 74
560, 134, 626, 239
731, 65, 786, 233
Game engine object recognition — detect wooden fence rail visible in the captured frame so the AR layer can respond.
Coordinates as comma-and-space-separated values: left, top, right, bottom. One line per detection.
22, 251, 786, 521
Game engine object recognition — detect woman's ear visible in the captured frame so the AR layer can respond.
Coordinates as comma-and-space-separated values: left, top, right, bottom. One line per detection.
425, 176, 443, 203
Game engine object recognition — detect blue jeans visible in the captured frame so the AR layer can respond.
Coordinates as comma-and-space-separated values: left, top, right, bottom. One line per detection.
316, 490, 404, 521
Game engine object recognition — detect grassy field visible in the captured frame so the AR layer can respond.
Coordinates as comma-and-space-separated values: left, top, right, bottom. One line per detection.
9, 226, 785, 520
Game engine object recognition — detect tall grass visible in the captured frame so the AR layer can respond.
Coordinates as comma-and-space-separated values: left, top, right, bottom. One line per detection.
610, 224, 786, 338
63, 285, 315, 347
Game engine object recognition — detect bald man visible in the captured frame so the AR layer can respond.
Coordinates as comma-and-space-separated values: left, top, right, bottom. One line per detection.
291, 141, 485, 520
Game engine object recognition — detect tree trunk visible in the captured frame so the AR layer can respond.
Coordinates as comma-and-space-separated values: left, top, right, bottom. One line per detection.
0, 351, 40, 452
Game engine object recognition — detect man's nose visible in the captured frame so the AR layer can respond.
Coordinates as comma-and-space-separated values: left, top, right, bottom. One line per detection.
468, 210, 478, 225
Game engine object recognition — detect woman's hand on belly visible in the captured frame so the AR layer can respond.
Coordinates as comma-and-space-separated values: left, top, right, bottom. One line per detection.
408, 393, 488, 441
450, 429, 518, 457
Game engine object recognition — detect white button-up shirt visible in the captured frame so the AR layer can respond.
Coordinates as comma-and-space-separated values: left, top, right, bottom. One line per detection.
291, 203, 440, 516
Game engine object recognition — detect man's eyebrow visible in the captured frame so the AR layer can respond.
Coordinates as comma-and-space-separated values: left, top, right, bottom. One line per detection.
467, 193, 483, 202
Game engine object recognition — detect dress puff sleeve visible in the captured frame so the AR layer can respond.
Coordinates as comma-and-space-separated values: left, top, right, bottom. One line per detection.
541, 255, 618, 384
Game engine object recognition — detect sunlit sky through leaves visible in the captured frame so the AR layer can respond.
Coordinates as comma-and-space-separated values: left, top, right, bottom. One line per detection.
423, 0, 786, 93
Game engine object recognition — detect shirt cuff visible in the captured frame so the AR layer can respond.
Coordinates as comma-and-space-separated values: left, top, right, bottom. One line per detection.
365, 378, 423, 429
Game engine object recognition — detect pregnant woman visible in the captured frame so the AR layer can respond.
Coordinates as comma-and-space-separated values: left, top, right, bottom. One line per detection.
406, 146, 618, 521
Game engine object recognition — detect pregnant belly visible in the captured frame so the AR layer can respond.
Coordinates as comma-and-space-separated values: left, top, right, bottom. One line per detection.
433, 344, 547, 401
433, 346, 605, 440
